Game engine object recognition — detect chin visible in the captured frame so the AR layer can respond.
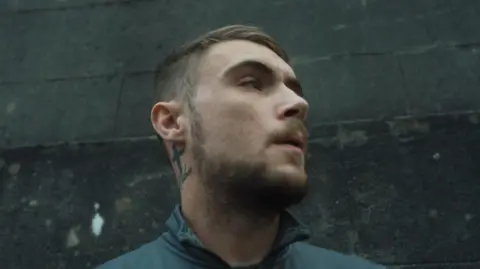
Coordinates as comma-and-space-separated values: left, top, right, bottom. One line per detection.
259, 167, 309, 211
269, 165, 308, 186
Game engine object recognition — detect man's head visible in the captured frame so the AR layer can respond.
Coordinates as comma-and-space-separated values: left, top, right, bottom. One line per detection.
151, 25, 309, 215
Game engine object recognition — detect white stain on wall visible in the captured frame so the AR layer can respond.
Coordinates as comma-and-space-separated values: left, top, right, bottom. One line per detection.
91, 202, 105, 237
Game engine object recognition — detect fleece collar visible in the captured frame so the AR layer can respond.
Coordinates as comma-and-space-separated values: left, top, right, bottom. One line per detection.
164, 204, 310, 267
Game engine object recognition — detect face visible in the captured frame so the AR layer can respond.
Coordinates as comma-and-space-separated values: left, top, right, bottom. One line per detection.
189, 40, 310, 214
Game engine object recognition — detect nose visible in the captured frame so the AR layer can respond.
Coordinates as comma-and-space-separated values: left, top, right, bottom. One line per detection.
278, 95, 309, 121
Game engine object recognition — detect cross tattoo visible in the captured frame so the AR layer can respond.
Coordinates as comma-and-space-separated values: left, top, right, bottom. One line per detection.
171, 144, 192, 182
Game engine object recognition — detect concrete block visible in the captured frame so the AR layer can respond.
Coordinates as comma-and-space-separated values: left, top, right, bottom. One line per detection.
0, 76, 121, 148
363, 7, 480, 53
361, 18, 431, 53
399, 48, 480, 115
0, 139, 174, 269
363, 0, 471, 22
281, 4, 480, 58
0, 2, 187, 82
294, 54, 407, 124
421, 7, 480, 46
339, 113, 480, 264
295, 139, 356, 253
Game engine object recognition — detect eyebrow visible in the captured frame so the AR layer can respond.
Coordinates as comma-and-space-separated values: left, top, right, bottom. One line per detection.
222, 60, 273, 78
222, 60, 303, 95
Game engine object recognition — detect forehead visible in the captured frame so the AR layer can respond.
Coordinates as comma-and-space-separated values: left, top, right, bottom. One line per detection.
198, 40, 295, 81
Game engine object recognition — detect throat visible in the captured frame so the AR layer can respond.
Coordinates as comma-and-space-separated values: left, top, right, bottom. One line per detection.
206, 217, 279, 266
182, 201, 280, 267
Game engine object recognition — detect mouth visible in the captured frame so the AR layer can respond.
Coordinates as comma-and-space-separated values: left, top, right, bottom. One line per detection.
277, 136, 306, 152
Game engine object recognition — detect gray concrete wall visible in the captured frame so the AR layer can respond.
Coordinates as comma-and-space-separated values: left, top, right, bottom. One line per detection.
1, 1, 480, 269
1, 0, 479, 148
1, 112, 479, 268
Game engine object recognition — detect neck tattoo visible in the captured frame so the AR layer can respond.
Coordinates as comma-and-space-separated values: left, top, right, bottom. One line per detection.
171, 144, 192, 182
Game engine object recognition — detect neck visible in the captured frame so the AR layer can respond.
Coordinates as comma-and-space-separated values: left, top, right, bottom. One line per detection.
181, 179, 281, 267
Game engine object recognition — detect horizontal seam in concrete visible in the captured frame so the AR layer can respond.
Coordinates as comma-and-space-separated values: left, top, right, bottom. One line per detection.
308, 109, 480, 129
291, 41, 480, 66
388, 261, 480, 268
0, 70, 153, 86
2, 109, 479, 151
0, 0, 154, 15
2, 41, 479, 85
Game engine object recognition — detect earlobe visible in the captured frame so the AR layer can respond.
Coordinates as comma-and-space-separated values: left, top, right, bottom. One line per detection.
151, 101, 186, 142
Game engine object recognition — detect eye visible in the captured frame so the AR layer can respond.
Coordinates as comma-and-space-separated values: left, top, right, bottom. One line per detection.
238, 77, 263, 90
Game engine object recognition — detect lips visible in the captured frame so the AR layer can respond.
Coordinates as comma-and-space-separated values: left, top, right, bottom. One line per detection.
276, 135, 306, 152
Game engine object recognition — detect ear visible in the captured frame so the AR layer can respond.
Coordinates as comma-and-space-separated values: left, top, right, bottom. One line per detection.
151, 101, 186, 142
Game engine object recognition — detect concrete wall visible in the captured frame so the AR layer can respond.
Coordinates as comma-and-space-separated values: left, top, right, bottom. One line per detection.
1, 0, 479, 148
1, 1, 480, 268
1, 112, 480, 268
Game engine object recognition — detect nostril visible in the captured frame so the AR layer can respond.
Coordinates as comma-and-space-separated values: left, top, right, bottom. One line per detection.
284, 108, 300, 118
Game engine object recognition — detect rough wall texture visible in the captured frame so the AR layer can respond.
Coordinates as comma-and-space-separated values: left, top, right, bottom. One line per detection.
1, 112, 480, 268
1, 1, 480, 269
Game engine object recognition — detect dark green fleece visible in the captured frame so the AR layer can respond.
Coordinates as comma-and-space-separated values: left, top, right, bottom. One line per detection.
95, 205, 387, 269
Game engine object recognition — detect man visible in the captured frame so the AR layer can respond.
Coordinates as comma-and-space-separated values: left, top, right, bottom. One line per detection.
96, 25, 386, 269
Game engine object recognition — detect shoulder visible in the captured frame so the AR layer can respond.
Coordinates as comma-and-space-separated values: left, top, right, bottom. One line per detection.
289, 242, 387, 269
94, 237, 170, 269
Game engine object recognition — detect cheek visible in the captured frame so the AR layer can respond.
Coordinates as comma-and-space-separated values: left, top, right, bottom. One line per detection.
199, 99, 266, 155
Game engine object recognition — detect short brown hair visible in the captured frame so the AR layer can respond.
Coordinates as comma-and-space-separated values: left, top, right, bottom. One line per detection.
153, 25, 289, 108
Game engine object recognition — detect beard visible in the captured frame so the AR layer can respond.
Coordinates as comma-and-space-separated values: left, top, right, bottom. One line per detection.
200, 157, 309, 218
190, 113, 309, 219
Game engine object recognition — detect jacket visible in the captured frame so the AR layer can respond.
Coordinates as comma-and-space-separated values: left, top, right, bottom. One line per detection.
95, 205, 387, 269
